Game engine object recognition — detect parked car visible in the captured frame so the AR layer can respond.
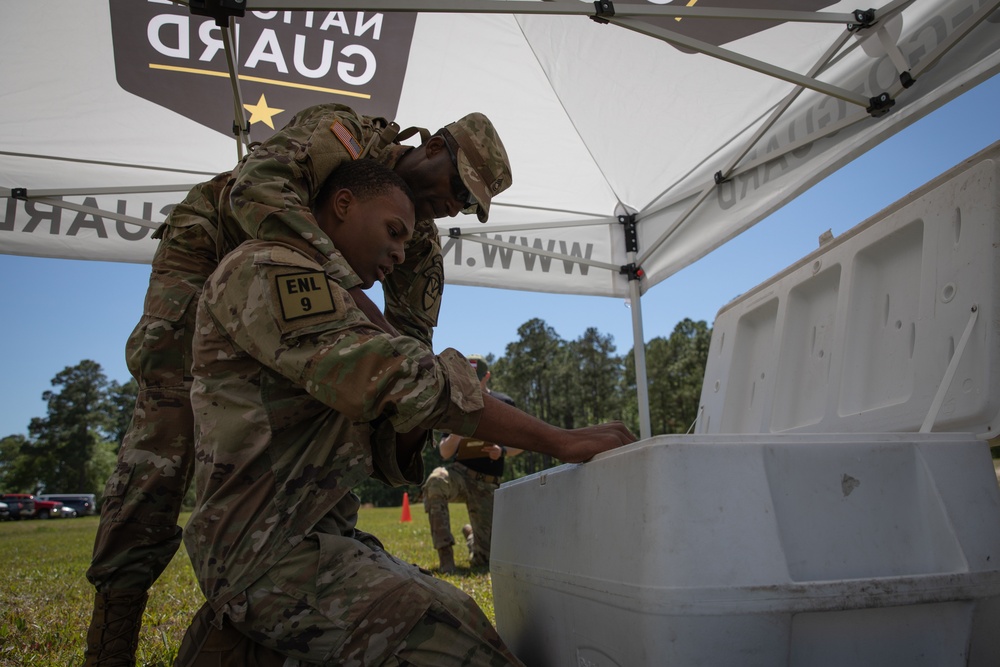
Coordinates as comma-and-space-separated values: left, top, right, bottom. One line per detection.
32, 498, 66, 519
0, 501, 9, 521
0, 493, 35, 520
37, 493, 97, 517
58, 504, 77, 518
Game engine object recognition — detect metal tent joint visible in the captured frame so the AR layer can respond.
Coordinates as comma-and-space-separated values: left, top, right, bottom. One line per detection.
619, 262, 644, 282
714, 170, 730, 185
866, 91, 896, 117
190, 0, 246, 27
448, 227, 462, 238
846, 8, 877, 32
11, 188, 27, 199
233, 120, 250, 139
591, 0, 615, 25
618, 212, 638, 253
900, 71, 915, 89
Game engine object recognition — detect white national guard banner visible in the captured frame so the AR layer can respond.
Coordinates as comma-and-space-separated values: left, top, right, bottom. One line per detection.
2, 0, 1000, 299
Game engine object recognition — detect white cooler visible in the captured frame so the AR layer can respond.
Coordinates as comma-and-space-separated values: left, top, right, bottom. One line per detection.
491, 142, 1000, 666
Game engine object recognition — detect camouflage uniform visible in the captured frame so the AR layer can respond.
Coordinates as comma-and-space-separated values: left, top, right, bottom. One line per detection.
424, 355, 515, 569
183, 239, 523, 666
424, 453, 505, 568
84, 104, 446, 665
220, 103, 447, 348
87, 172, 235, 595
87, 105, 438, 590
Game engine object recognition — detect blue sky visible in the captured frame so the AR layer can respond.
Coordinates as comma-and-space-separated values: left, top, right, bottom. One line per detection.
1, 73, 998, 438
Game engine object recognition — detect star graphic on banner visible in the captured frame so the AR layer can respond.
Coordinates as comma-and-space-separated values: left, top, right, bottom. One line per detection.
243, 94, 285, 129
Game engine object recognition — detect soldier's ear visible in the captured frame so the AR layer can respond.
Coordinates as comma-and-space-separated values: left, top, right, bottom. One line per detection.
332, 188, 355, 222
423, 135, 447, 160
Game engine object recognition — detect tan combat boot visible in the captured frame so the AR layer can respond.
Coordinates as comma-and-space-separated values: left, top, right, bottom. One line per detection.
437, 545, 456, 573
82, 589, 148, 667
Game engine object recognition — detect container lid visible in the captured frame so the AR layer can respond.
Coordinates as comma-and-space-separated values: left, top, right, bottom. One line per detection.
697, 141, 1000, 438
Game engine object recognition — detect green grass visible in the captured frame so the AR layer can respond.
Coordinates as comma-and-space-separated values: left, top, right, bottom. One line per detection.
0, 504, 488, 667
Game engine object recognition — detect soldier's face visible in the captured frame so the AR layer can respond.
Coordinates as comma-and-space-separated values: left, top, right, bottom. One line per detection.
408, 137, 474, 221
326, 187, 415, 289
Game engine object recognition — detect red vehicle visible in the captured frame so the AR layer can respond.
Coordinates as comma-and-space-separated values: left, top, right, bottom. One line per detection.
32, 497, 66, 519
0, 493, 66, 519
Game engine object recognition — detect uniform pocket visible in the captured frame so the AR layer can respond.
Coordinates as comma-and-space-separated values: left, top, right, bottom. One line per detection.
126, 275, 199, 386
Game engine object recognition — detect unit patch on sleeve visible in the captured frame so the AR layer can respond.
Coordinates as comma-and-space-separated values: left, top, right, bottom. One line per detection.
330, 121, 362, 159
276, 271, 336, 320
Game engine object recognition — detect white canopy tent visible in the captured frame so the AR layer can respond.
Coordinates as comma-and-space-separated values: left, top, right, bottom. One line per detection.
3, 0, 999, 437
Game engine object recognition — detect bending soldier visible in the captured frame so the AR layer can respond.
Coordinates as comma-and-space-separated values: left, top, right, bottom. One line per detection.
84, 104, 511, 667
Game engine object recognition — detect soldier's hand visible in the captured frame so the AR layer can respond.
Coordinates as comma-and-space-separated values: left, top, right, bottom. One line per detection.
555, 422, 637, 464
483, 444, 504, 460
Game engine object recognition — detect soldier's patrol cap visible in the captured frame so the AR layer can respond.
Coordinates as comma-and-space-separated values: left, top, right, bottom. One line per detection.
468, 355, 489, 381
444, 113, 512, 223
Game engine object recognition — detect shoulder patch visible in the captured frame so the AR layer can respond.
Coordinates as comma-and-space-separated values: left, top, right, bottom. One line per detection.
276, 271, 336, 320
262, 244, 319, 269
330, 121, 362, 159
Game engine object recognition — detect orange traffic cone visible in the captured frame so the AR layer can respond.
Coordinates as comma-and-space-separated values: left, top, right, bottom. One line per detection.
400, 492, 412, 522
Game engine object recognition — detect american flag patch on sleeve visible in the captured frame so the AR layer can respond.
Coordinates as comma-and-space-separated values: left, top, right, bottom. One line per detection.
330, 121, 363, 159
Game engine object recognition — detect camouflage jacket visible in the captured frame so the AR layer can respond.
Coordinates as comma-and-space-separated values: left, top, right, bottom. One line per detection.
221, 103, 443, 347
184, 239, 483, 611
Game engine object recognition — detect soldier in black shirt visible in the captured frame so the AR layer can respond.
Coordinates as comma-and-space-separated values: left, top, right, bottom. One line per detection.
423, 355, 520, 572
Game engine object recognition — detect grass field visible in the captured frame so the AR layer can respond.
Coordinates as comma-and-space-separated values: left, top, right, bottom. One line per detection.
0, 504, 488, 667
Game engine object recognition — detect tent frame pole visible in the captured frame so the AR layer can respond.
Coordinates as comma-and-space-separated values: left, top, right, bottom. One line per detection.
636, 0, 994, 266
220, 16, 252, 159
242, 1, 856, 25
637, 27, 854, 267
6, 196, 161, 229
617, 210, 651, 439
610, 17, 871, 109
628, 268, 651, 440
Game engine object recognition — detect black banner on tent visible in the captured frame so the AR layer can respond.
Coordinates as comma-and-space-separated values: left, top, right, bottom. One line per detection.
108, 1, 416, 143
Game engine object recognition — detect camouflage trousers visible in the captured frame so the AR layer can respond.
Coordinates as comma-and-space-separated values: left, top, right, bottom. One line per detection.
422, 464, 499, 566
87, 206, 220, 592
214, 531, 523, 666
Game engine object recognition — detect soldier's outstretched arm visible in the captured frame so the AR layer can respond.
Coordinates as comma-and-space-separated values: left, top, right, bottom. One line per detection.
471, 393, 636, 464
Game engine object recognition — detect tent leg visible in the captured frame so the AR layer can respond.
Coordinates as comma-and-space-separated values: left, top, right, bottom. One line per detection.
220, 17, 250, 159
629, 276, 652, 440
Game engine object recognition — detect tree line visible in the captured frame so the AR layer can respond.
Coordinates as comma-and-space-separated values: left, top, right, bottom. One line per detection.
0, 360, 136, 499
0, 318, 711, 507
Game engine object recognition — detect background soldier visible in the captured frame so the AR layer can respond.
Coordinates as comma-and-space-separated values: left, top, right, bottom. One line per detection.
424, 355, 522, 572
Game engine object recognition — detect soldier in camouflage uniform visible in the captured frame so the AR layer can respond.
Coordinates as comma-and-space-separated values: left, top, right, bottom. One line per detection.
424, 355, 521, 573
83, 104, 511, 667
176, 158, 636, 666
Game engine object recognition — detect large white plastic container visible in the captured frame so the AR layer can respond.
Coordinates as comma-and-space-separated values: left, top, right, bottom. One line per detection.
491, 142, 1000, 666
492, 434, 1000, 666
